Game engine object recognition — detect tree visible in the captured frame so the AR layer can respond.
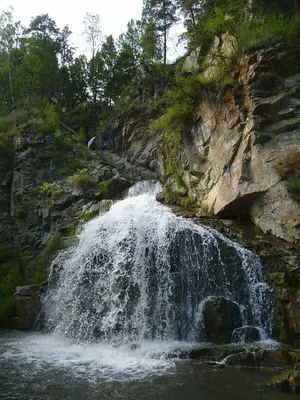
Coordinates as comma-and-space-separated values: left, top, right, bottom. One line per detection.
83, 13, 102, 59
57, 25, 74, 68
142, 0, 179, 64
61, 55, 88, 108
83, 13, 102, 128
15, 35, 59, 104
25, 14, 59, 42
115, 21, 142, 92
117, 20, 142, 69
177, 0, 203, 31
100, 35, 118, 106
0, 7, 19, 106
141, 20, 161, 62
56, 25, 74, 110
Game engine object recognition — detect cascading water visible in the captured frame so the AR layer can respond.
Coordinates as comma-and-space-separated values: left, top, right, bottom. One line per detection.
39, 181, 274, 346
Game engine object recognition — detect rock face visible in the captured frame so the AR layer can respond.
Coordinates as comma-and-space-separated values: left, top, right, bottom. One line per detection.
10, 285, 41, 330
159, 43, 300, 244
202, 296, 242, 344
5, 129, 155, 258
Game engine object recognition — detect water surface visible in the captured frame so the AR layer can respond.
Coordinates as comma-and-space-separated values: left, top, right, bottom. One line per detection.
0, 330, 296, 400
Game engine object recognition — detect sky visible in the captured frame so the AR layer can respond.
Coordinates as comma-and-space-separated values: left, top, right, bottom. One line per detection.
1, 0, 144, 54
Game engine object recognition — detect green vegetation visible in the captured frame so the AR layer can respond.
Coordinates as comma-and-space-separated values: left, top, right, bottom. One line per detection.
69, 170, 96, 191
237, 14, 300, 51
67, 224, 76, 237
286, 176, 300, 203
96, 180, 110, 199
0, 1, 298, 150
40, 182, 63, 200
79, 210, 98, 221
36, 233, 61, 268
0, 246, 24, 323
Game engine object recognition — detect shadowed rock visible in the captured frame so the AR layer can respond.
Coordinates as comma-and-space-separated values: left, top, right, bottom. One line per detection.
202, 296, 243, 344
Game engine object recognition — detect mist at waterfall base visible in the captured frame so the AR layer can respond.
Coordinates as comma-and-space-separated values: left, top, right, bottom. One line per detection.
0, 181, 283, 399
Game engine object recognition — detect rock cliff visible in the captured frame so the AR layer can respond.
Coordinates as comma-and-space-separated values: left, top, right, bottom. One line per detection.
161, 43, 300, 244
114, 43, 300, 245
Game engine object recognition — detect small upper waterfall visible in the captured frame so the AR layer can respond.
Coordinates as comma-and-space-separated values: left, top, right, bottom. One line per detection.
40, 181, 274, 345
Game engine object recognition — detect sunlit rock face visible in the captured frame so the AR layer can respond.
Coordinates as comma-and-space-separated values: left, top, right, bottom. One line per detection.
157, 43, 300, 244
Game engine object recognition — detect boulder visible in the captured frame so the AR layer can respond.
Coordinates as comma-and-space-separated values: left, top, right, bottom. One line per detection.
269, 370, 300, 393
11, 284, 41, 330
182, 46, 201, 73
232, 326, 261, 343
224, 351, 257, 367
202, 297, 242, 344
189, 344, 245, 361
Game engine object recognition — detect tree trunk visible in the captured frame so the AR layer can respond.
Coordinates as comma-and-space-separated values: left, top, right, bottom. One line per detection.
189, 6, 196, 30
7, 52, 14, 106
296, 0, 300, 14
163, 24, 167, 64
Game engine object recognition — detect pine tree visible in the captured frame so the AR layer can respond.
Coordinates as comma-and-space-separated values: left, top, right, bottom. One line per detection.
142, 0, 179, 64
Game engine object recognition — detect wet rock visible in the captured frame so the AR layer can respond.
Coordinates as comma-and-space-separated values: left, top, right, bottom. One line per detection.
10, 284, 41, 330
107, 176, 132, 197
189, 344, 300, 370
224, 351, 257, 367
81, 199, 113, 215
255, 348, 296, 368
269, 370, 300, 393
189, 344, 246, 361
202, 297, 242, 344
232, 326, 261, 343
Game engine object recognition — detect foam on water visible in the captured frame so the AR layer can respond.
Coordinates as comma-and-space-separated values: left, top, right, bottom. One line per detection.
1, 332, 195, 382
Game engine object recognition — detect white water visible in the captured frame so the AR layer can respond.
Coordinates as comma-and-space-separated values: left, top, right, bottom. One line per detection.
2, 331, 191, 381
31, 181, 275, 380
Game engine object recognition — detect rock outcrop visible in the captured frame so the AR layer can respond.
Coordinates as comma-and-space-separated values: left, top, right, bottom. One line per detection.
159, 43, 300, 244
6, 127, 155, 258
10, 284, 41, 330
202, 296, 242, 344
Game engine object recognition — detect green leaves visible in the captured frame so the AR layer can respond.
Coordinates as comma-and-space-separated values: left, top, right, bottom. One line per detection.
286, 176, 300, 203
142, 0, 179, 63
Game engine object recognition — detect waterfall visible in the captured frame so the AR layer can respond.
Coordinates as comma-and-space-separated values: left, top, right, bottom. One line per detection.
40, 181, 274, 345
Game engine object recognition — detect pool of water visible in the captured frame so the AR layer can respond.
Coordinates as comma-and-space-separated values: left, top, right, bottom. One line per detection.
0, 330, 295, 400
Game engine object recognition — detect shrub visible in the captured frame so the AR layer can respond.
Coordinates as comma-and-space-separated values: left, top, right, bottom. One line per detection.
40, 182, 63, 200
28, 101, 59, 133
79, 210, 98, 221
286, 176, 300, 203
36, 233, 61, 268
69, 170, 96, 191
0, 248, 24, 323
57, 157, 86, 176
237, 14, 293, 51
96, 180, 110, 199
